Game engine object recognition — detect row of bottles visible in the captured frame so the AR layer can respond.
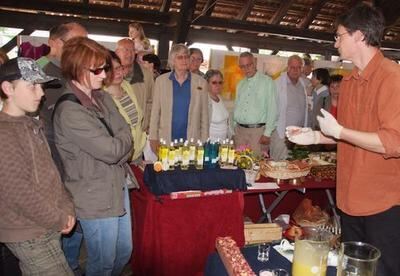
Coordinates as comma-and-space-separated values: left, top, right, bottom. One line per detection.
157, 138, 236, 171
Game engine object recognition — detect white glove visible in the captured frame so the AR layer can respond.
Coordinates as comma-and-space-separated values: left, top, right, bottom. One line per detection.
285, 126, 320, 145
317, 109, 343, 139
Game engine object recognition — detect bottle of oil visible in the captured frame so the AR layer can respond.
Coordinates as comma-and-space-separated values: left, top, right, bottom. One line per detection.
177, 138, 184, 165
157, 138, 164, 160
189, 138, 196, 165
195, 140, 204, 170
227, 140, 235, 166
181, 141, 190, 170
168, 142, 176, 170
220, 139, 229, 166
159, 140, 169, 171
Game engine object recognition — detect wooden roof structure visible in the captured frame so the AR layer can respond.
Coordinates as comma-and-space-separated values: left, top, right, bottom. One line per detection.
1, 0, 400, 60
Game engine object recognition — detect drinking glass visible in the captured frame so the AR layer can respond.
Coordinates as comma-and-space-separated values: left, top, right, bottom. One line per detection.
336, 241, 381, 276
273, 268, 289, 276
292, 227, 332, 276
259, 268, 288, 276
257, 242, 271, 262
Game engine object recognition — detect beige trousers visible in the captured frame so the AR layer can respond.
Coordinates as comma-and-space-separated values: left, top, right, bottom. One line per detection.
234, 125, 269, 157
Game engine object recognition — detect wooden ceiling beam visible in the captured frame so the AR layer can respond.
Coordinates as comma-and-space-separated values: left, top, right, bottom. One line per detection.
194, 15, 335, 42
269, 0, 295, 25
173, 0, 198, 43
236, 0, 255, 21
375, 0, 400, 26
160, 0, 172, 12
122, 0, 130, 9
202, 0, 217, 17
0, 9, 399, 60
298, 0, 329, 29
0, 0, 170, 24
2, 28, 35, 53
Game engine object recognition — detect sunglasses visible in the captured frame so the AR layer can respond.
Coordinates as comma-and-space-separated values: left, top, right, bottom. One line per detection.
88, 65, 111, 75
211, 81, 223, 85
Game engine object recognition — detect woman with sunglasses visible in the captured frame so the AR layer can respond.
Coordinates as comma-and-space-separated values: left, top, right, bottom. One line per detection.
205, 69, 231, 142
104, 51, 146, 162
53, 37, 133, 276
149, 44, 209, 152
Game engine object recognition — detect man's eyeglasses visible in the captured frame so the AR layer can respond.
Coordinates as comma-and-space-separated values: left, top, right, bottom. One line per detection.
239, 63, 253, 70
87, 65, 111, 75
211, 81, 223, 85
334, 31, 349, 41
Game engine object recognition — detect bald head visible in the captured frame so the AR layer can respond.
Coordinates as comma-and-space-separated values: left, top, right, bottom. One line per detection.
48, 22, 88, 60
115, 38, 136, 77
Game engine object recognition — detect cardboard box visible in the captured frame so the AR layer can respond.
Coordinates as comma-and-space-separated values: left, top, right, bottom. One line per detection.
244, 223, 282, 245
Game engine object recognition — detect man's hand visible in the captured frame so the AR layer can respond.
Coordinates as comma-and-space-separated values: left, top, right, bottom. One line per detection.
61, 215, 76, 235
259, 135, 270, 145
149, 139, 160, 155
286, 126, 320, 145
317, 109, 343, 139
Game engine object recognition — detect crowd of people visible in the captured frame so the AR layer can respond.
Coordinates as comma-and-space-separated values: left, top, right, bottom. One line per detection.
0, 3, 399, 276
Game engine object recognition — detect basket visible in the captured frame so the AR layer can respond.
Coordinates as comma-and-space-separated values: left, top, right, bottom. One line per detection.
260, 160, 311, 180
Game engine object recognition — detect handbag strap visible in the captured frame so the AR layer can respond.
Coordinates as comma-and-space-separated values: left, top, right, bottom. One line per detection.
52, 93, 114, 137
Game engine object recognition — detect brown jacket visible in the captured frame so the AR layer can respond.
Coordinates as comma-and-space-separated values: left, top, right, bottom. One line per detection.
53, 84, 133, 219
0, 112, 75, 242
149, 71, 209, 143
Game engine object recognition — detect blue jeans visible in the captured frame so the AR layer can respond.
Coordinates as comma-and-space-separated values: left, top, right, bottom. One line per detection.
79, 186, 132, 276
62, 227, 83, 274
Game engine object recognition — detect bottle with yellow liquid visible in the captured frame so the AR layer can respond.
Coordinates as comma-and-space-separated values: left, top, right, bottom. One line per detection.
189, 138, 196, 165
159, 140, 169, 171
219, 139, 229, 166
227, 140, 235, 166
195, 140, 204, 170
168, 142, 176, 170
292, 227, 331, 276
181, 141, 190, 170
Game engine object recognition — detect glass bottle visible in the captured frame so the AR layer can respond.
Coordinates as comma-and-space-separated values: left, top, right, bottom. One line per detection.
195, 141, 204, 170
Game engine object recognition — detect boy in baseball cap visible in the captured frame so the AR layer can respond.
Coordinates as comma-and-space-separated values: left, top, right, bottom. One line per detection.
0, 57, 76, 275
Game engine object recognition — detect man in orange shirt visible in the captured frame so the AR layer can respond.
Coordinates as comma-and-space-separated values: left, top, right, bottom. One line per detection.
286, 4, 400, 276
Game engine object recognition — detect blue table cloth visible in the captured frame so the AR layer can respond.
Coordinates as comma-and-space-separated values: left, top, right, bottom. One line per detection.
204, 245, 337, 276
144, 165, 247, 195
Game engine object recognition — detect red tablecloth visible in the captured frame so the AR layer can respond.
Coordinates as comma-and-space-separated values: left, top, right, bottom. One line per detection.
243, 176, 336, 222
130, 165, 245, 276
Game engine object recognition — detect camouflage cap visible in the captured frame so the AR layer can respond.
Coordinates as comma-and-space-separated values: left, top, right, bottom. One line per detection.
0, 57, 57, 84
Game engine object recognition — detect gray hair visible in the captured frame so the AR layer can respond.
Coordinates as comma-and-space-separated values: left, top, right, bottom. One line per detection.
205, 69, 223, 82
287, 55, 304, 66
239, 52, 254, 59
168, 44, 189, 69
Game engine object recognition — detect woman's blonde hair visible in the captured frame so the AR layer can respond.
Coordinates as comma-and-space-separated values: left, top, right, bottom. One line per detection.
128, 22, 146, 41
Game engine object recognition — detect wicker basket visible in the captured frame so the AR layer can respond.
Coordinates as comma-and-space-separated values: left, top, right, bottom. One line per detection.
260, 160, 311, 180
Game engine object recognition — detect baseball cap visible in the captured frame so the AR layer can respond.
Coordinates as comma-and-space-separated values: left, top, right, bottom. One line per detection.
0, 57, 58, 85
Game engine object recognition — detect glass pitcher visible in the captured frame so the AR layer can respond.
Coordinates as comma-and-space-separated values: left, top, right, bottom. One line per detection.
292, 227, 332, 276
336, 241, 381, 276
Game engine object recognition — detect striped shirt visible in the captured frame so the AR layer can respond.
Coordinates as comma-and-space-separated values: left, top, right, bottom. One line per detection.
119, 93, 138, 127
